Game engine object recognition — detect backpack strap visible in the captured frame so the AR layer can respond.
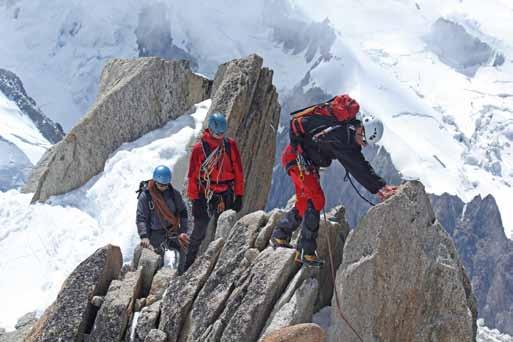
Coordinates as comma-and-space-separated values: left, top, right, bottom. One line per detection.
290, 97, 336, 117
146, 190, 154, 211
224, 138, 232, 164
201, 139, 212, 158
136, 180, 154, 211
290, 97, 336, 139
201, 138, 233, 164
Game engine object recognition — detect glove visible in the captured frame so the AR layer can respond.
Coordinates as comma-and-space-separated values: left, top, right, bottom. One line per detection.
177, 233, 190, 250
377, 185, 398, 202
233, 195, 243, 212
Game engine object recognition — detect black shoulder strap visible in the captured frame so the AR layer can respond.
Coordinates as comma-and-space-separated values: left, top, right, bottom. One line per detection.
201, 138, 212, 158
136, 180, 154, 211
201, 138, 233, 164
224, 138, 232, 164
170, 185, 184, 214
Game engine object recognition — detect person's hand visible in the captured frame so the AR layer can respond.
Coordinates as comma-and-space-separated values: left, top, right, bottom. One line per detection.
140, 238, 152, 249
233, 195, 243, 212
377, 185, 398, 202
178, 233, 190, 249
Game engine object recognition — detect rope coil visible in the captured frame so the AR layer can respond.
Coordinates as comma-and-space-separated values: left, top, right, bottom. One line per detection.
199, 142, 226, 202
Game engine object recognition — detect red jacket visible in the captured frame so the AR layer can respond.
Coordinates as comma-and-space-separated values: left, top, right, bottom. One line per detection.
187, 129, 244, 200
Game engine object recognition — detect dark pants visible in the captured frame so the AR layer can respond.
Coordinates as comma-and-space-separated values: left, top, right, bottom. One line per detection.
149, 229, 185, 273
184, 190, 234, 271
271, 200, 320, 255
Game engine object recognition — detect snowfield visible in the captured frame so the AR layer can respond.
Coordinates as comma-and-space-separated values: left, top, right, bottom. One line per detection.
0, 92, 50, 164
0, 100, 210, 330
1, 0, 511, 236
0, 92, 50, 190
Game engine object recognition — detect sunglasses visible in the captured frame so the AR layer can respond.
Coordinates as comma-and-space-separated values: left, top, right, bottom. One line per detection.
155, 182, 169, 188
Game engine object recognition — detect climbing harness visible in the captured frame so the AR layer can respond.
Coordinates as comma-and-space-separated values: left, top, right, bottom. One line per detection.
324, 209, 365, 342
296, 152, 306, 181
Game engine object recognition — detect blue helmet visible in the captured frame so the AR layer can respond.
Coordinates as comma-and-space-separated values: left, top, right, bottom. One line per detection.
152, 165, 172, 184
208, 113, 227, 135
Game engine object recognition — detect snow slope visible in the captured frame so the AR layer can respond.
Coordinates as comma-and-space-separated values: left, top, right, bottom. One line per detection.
298, 0, 513, 235
0, 92, 49, 164
0, 91, 50, 190
1, 0, 511, 236
0, 100, 210, 330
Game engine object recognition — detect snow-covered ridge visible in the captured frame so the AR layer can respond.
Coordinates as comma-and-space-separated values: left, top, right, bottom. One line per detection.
0, 93, 49, 165
0, 100, 210, 330
0, 91, 51, 190
0, 68, 64, 144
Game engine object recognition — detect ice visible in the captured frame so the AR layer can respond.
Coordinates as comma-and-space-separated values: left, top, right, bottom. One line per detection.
0, 100, 210, 330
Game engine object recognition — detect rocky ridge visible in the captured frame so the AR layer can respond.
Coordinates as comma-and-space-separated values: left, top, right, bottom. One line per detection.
430, 193, 513, 335
23, 181, 477, 342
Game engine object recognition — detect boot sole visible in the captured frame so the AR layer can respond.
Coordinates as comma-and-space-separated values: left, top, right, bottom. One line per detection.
270, 239, 294, 249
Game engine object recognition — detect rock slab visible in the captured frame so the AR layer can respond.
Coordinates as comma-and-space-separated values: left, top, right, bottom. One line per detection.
182, 211, 268, 341
260, 276, 319, 339
24, 57, 211, 202
158, 239, 224, 342
135, 247, 163, 297
134, 301, 161, 342
208, 54, 281, 215
26, 245, 122, 342
89, 269, 143, 341
261, 323, 326, 342
328, 181, 477, 342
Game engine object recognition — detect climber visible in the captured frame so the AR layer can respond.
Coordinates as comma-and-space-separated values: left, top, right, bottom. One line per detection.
184, 112, 245, 271
270, 94, 398, 267
136, 165, 190, 269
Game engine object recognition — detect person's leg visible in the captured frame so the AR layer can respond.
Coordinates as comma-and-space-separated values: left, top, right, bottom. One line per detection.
184, 197, 210, 271
271, 207, 301, 247
221, 188, 234, 211
271, 168, 304, 246
297, 199, 321, 255
296, 172, 325, 266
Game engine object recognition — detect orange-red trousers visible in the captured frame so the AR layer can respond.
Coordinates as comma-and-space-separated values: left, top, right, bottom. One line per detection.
289, 167, 325, 217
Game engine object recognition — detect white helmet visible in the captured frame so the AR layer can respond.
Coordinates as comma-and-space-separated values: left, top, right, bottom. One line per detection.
361, 115, 384, 145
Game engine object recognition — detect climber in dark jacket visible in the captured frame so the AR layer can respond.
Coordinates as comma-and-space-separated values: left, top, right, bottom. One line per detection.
271, 95, 397, 267
136, 165, 190, 258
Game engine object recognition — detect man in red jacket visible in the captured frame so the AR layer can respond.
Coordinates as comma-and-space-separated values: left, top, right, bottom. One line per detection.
185, 112, 244, 270
271, 95, 397, 267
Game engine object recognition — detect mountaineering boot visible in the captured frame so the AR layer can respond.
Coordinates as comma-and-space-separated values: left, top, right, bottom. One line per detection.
270, 207, 301, 248
270, 237, 293, 249
295, 249, 325, 268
